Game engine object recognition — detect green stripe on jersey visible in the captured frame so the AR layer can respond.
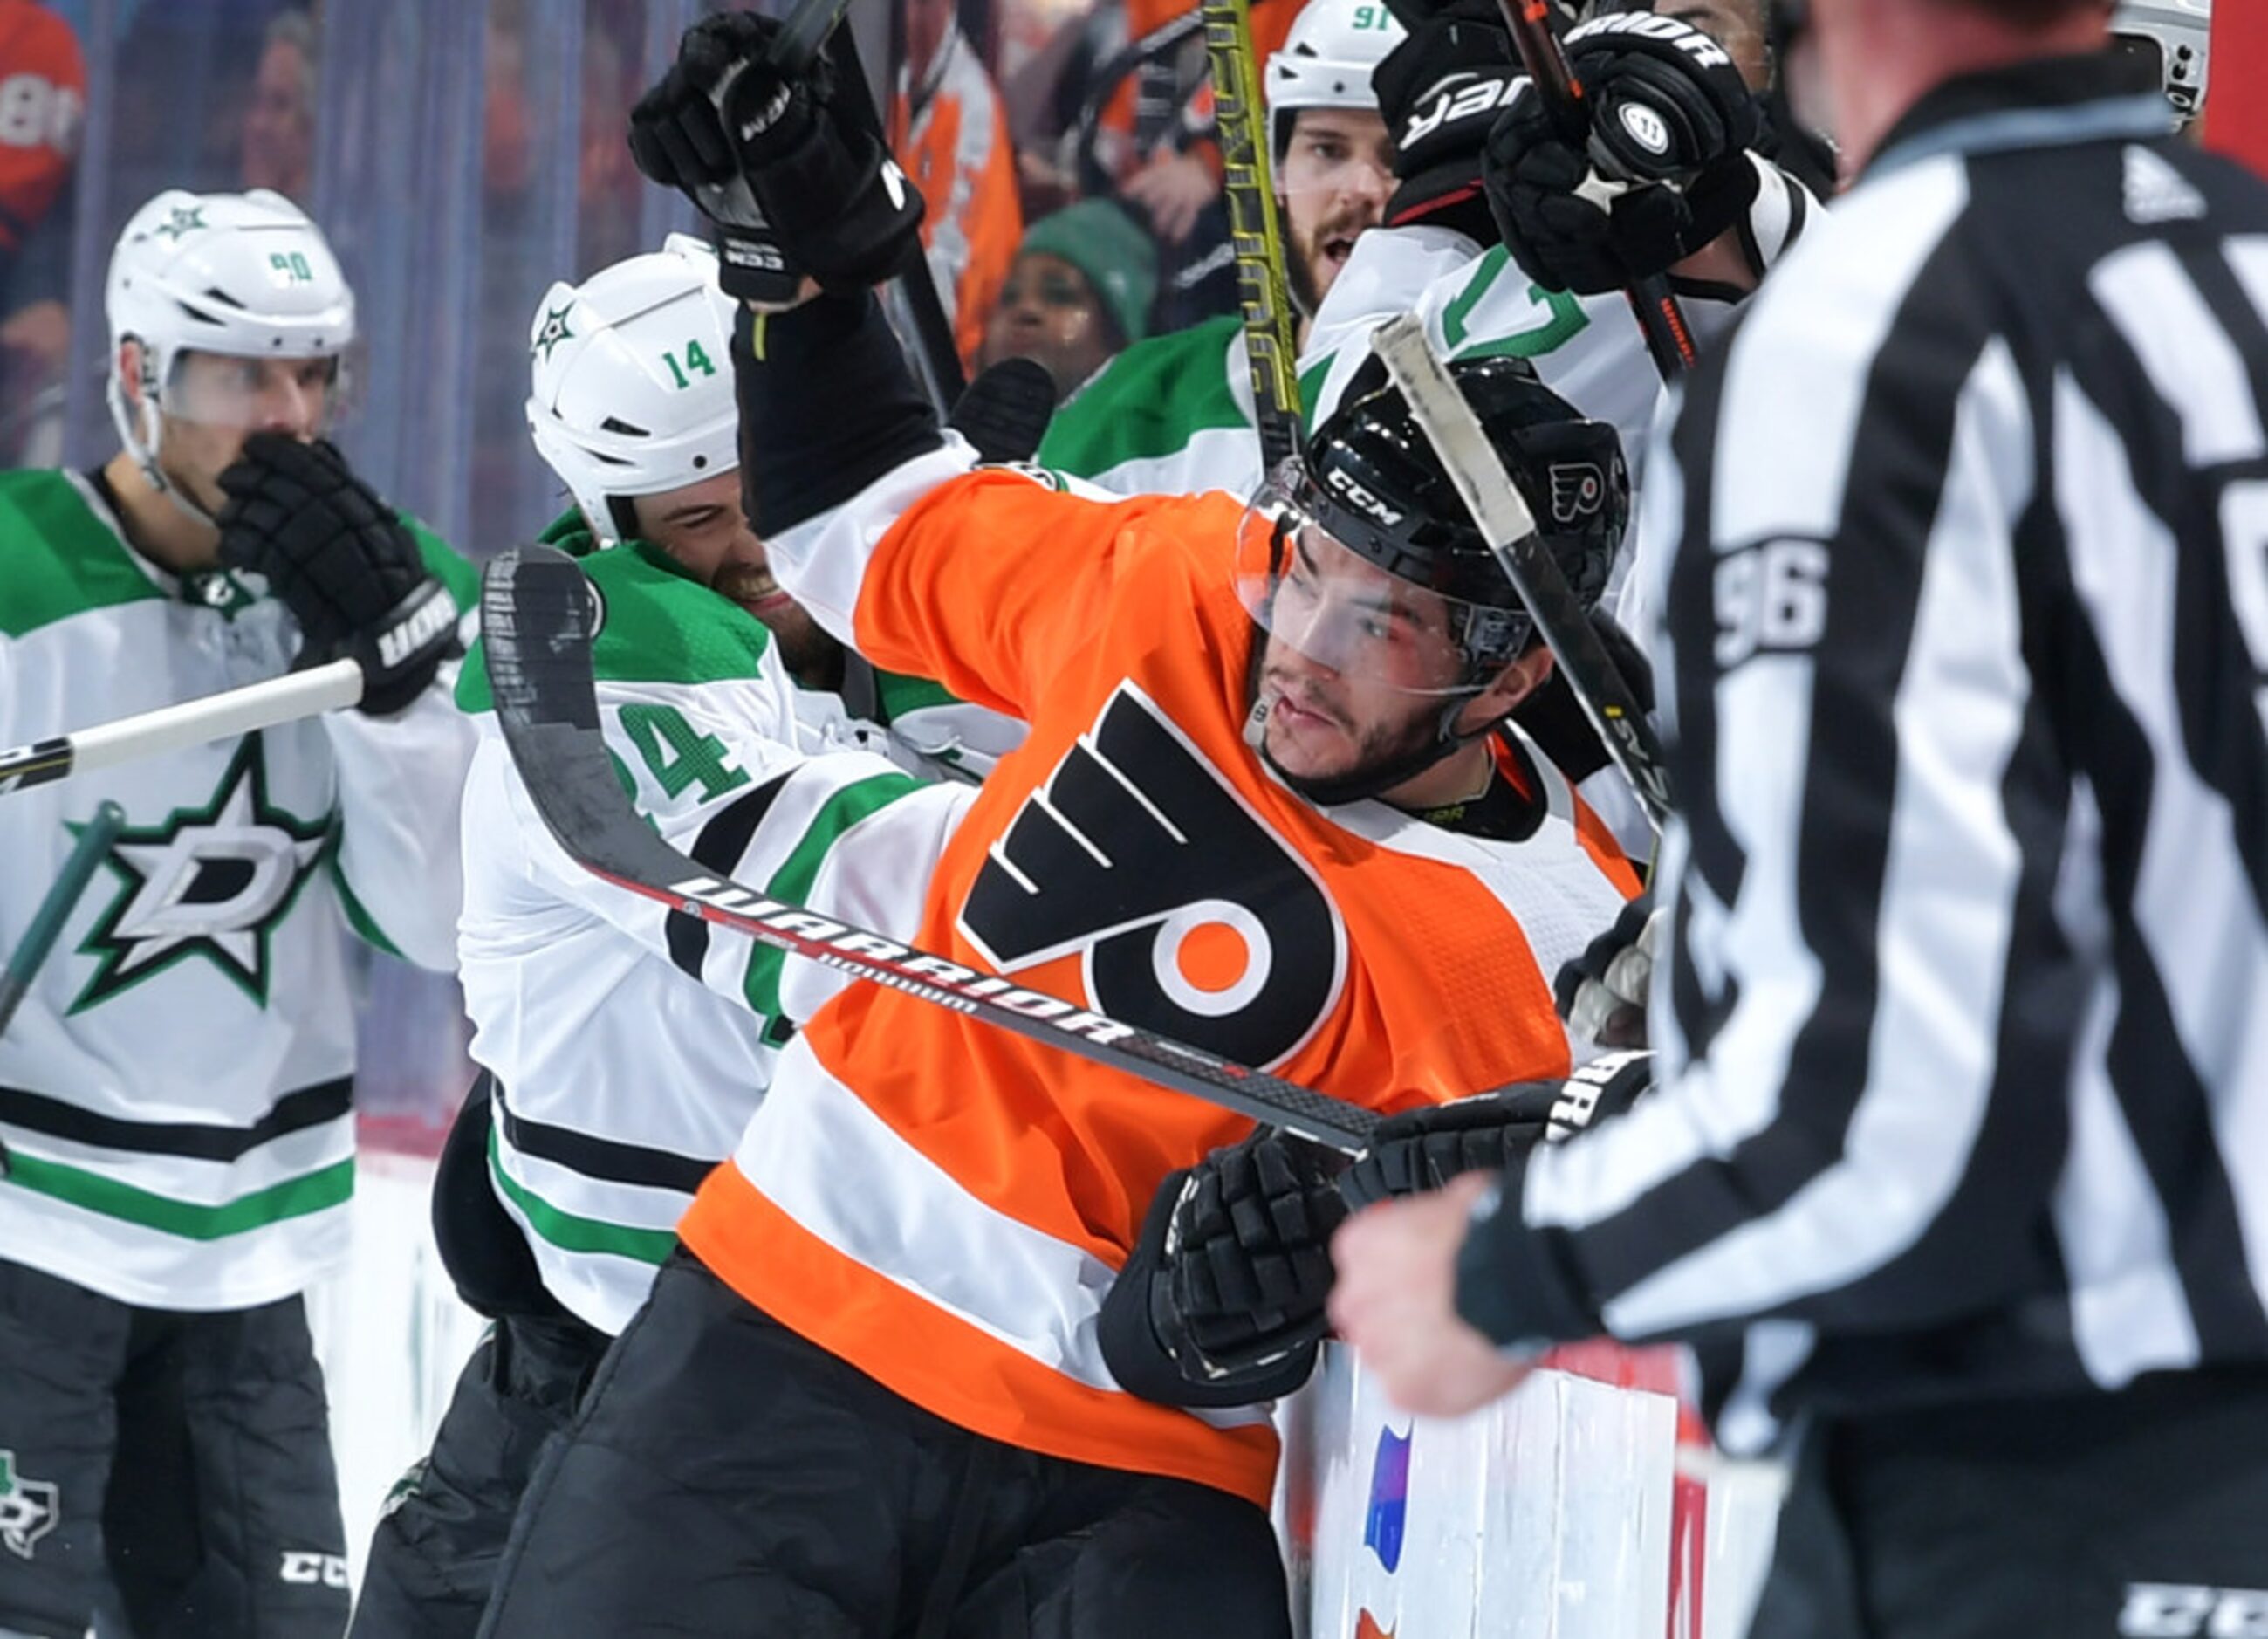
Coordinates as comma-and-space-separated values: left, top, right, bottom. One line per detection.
405, 518, 481, 612
1, 1150, 353, 1238
489, 1125, 678, 1265
743, 770, 925, 1018
458, 538, 776, 711
1038, 315, 1248, 477
874, 669, 960, 719
0, 470, 166, 639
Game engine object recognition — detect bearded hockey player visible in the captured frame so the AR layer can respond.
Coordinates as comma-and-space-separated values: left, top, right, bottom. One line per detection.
351, 237, 997, 1637
1303, 1, 1821, 483
1036, 0, 1403, 494
472, 20, 1639, 1633
0, 189, 474, 1639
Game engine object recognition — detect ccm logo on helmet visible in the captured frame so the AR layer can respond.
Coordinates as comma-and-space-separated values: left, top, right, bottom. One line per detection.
1567, 12, 1734, 71
1324, 465, 1406, 527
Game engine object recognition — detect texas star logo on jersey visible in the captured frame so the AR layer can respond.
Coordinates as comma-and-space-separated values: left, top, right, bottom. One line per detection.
959, 683, 1346, 1068
0, 1451, 58, 1561
72, 735, 334, 1012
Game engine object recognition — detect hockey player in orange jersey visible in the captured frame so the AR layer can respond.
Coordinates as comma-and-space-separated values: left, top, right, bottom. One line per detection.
478, 14, 1637, 1636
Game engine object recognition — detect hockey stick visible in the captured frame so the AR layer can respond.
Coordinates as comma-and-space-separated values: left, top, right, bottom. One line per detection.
1374, 314, 1674, 831
1497, 0, 1697, 380
0, 800, 124, 1039
480, 544, 1379, 1153
844, 10, 967, 408
1201, 0, 1305, 470
1066, 8, 1211, 199
0, 657, 363, 798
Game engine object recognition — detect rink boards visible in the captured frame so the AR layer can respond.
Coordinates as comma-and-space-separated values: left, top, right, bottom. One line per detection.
318, 1149, 1782, 1636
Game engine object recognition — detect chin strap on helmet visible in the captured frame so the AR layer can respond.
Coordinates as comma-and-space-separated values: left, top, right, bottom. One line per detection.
1242, 630, 1502, 807
106, 343, 223, 531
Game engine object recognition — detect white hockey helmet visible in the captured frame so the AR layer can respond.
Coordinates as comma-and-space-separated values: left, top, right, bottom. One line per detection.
1265, 0, 1406, 164
2112, 0, 2210, 123
525, 233, 743, 546
104, 188, 354, 484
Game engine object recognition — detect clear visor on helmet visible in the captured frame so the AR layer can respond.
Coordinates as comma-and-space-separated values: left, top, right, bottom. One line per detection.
158, 346, 355, 435
1234, 460, 1514, 698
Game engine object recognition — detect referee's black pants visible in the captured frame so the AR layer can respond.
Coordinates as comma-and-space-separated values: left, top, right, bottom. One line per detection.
1749, 1368, 2268, 1639
476, 1250, 1292, 1638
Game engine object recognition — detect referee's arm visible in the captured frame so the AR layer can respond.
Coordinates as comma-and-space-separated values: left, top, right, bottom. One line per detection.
1455, 167, 2072, 1356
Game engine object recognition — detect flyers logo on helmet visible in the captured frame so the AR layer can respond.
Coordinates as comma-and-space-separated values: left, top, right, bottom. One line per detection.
1549, 462, 1606, 525
959, 683, 1346, 1069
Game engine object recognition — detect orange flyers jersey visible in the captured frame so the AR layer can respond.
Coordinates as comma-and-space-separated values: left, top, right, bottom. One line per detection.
890, 27, 1022, 373
0, 0, 83, 257
681, 457, 1639, 1506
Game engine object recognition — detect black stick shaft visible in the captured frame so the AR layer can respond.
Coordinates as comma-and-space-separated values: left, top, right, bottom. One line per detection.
1498, 0, 1696, 380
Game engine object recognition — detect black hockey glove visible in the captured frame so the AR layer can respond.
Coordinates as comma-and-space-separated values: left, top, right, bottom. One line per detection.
1371, 0, 1522, 246
627, 10, 922, 301
947, 357, 1056, 465
1481, 13, 1761, 295
216, 435, 456, 717
1555, 893, 1660, 1051
1338, 1049, 1653, 1211
1098, 1132, 1344, 1407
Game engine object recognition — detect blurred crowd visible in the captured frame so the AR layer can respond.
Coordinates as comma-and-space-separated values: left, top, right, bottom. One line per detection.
0, 0, 2216, 1138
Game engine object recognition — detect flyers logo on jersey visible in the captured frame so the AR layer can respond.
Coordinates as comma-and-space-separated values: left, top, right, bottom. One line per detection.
960, 683, 1346, 1069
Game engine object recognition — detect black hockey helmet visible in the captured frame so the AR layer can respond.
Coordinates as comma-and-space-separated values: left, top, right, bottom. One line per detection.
1237, 354, 1627, 693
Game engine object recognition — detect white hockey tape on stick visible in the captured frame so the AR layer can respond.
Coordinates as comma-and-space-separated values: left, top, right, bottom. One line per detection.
0, 657, 364, 796
1371, 315, 1674, 834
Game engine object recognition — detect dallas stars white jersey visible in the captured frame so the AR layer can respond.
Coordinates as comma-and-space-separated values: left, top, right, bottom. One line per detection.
0, 468, 477, 1313
1043, 195, 1817, 503
456, 535, 974, 1335
1036, 314, 1277, 499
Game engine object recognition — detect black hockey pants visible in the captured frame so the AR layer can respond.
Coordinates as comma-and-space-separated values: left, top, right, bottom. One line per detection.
1747, 1367, 2268, 1639
346, 1312, 604, 1639
0, 1258, 347, 1639
349, 1073, 608, 1638
477, 1250, 1294, 1638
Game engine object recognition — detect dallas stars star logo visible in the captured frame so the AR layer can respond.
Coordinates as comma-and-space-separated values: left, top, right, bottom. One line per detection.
71, 736, 335, 1013
0, 1450, 59, 1561
533, 303, 575, 362
153, 204, 206, 243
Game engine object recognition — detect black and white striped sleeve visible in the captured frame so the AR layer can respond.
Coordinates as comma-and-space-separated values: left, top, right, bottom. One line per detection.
1456, 153, 2085, 1352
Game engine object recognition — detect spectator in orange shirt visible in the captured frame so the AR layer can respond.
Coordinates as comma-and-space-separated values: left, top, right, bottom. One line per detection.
891, 0, 1023, 374
0, 0, 83, 465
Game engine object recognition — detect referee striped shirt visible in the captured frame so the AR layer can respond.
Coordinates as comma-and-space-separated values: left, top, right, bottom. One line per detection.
1454, 52, 2268, 1455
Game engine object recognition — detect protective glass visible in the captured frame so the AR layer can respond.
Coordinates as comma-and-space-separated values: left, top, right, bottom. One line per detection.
1234, 461, 1507, 698
161, 347, 356, 435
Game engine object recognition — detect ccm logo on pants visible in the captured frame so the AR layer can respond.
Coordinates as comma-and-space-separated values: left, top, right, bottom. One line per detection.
2120, 1583, 2268, 1637
279, 1551, 350, 1588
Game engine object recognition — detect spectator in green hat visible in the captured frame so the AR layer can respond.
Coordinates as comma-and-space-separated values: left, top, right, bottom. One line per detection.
976, 199, 1158, 404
